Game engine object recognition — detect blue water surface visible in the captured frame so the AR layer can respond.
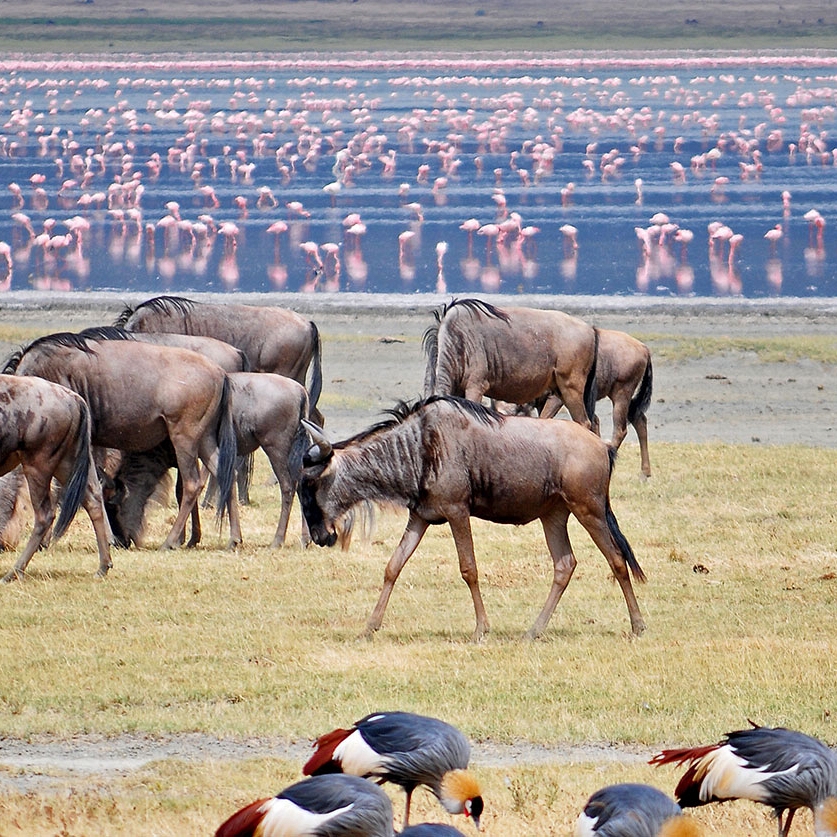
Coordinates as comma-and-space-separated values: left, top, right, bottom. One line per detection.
2, 51, 837, 298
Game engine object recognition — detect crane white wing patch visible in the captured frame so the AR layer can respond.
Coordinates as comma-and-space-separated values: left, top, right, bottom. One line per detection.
334, 729, 390, 777
257, 797, 354, 836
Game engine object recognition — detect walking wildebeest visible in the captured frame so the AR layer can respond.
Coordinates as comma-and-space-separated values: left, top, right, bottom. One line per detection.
3, 332, 238, 551
107, 373, 311, 549
499, 329, 654, 478
0, 375, 112, 581
115, 295, 324, 424
300, 396, 646, 641
423, 298, 599, 430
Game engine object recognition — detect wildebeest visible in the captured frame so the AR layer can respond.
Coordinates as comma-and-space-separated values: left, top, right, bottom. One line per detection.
500, 328, 654, 478
126, 331, 250, 373
3, 331, 237, 551
423, 298, 599, 430
81, 325, 253, 503
107, 372, 311, 549
0, 374, 112, 581
300, 396, 646, 641
115, 295, 323, 423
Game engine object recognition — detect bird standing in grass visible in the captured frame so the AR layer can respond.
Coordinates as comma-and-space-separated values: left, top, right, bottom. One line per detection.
650, 723, 837, 837
303, 711, 483, 829
575, 783, 703, 837
214, 773, 394, 837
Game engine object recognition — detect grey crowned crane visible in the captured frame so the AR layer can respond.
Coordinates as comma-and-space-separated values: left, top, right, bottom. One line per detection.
303, 711, 483, 829
214, 773, 394, 837
650, 723, 837, 837
575, 783, 703, 837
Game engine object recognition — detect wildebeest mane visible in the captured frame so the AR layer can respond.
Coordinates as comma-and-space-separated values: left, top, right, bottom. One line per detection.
114, 295, 196, 327
437, 296, 511, 325
334, 395, 502, 450
78, 325, 136, 342
3, 332, 97, 373
423, 298, 511, 395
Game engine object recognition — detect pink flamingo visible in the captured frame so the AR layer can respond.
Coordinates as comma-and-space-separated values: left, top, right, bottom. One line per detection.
764, 223, 783, 254
559, 223, 579, 256
460, 218, 480, 259
477, 223, 500, 261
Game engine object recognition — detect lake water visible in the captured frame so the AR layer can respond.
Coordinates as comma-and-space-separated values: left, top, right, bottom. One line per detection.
2, 51, 837, 298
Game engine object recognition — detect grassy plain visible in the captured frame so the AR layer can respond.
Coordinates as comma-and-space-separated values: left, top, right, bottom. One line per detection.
2, 423, 837, 833
3, 0, 837, 53
0, 296, 835, 836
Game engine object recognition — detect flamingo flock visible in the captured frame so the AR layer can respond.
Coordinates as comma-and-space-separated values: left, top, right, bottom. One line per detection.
1, 53, 837, 295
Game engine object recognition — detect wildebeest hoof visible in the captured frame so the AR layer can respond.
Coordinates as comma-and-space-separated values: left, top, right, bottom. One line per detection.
2, 569, 23, 583
225, 539, 241, 551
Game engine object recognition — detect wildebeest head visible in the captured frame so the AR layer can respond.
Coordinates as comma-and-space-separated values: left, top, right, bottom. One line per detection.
300, 421, 338, 547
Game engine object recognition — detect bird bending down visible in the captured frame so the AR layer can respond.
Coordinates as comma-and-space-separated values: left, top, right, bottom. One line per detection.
650, 723, 837, 837
575, 783, 703, 837
303, 711, 483, 829
214, 773, 394, 837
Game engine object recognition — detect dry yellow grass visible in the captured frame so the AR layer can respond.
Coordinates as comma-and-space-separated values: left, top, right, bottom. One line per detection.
1, 441, 837, 834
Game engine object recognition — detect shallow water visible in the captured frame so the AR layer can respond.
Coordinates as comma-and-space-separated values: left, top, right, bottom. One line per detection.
2, 51, 837, 298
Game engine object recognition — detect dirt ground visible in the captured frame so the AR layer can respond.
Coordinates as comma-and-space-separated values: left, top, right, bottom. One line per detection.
1, 290, 834, 446
0, 289, 835, 787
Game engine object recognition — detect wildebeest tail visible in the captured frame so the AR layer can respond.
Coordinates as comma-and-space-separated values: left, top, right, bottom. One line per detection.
215, 375, 237, 525
307, 322, 323, 421
628, 356, 653, 424
583, 327, 600, 424
289, 397, 310, 489
421, 320, 440, 395
605, 446, 646, 582
53, 402, 92, 541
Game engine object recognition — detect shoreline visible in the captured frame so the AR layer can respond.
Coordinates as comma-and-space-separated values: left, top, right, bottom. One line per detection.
2, 290, 837, 318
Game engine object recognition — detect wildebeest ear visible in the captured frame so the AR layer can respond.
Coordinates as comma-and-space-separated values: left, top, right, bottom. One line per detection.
302, 446, 331, 469
301, 420, 333, 463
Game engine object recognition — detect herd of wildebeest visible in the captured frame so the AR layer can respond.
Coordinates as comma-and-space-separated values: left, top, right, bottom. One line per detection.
0, 294, 654, 641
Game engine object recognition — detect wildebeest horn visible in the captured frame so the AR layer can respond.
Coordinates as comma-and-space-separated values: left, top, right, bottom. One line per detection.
301, 419, 333, 463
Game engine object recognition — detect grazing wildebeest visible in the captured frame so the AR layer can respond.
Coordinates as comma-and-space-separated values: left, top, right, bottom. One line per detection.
0, 375, 112, 581
300, 396, 646, 641
80, 325, 254, 503
107, 373, 311, 549
423, 298, 599, 430
499, 329, 654, 478
115, 295, 323, 423
126, 331, 250, 373
3, 332, 237, 551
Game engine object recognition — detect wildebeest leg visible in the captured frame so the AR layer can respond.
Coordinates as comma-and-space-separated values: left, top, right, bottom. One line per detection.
574, 506, 646, 636
264, 447, 294, 548
537, 393, 563, 419
81, 463, 113, 577
609, 394, 630, 450
555, 382, 594, 431
197, 444, 241, 551
525, 510, 577, 639
2, 468, 54, 582
633, 412, 651, 478
364, 512, 429, 638
447, 514, 490, 643
160, 445, 203, 550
